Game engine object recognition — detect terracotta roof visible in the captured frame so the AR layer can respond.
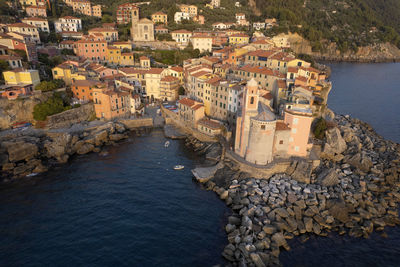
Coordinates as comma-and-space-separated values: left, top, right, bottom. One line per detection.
172, 29, 192, 34
0, 55, 21, 60
206, 76, 221, 86
60, 40, 75, 44
146, 68, 164, 75
287, 67, 298, 73
277, 80, 286, 88
161, 75, 179, 82
198, 118, 222, 130
192, 104, 204, 110
202, 56, 220, 63
60, 16, 80, 20
140, 56, 149, 60
247, 50, 276, 58
276, 121, 290, 131
300, 66, 320, 73
296, 76, 308, 83
26, 5, 46, 9
240, 65, 284, 78
191, 70, 210, 78
152, 11, 166, 15
89, 27, 117, 33
119, 68, 146, 75
262, 92, 273, 100
22, 17, 47, 22
8, 23, 36, 28
179, 98, 195, 107
230, 33, 249, 38
170, 66, 183, 72
72, 80, 101, 87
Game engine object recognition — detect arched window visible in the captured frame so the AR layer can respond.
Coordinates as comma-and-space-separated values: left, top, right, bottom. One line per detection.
250, 96, 254, 104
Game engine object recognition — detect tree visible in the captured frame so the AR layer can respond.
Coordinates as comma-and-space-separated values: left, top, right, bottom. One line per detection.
33, 94, 71, 121
35, 80, 65, 92
102, 14, 113, 23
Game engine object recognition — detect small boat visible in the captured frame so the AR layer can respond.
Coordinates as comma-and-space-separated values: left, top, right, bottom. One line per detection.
173, 165, 184, 170
165, 141, 170, 148
26, 173, 38, 177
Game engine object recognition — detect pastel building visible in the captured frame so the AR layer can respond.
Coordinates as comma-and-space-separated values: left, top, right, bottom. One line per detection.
7, 23, 40, 44
178, 98, 205, 127
151, 12, 167, 24
22, 17, 49, 33
116, 3, 138, 24
3, 69, 40, 88
54, 16, 82, 33
234, 79, 312, 165
26, 6, 47, 17
93, 84, 130, 119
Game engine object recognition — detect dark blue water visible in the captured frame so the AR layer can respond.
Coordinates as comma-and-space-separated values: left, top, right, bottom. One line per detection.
280, 62, 400, 266
0, 130, 229, 267
327, 62, 400, 143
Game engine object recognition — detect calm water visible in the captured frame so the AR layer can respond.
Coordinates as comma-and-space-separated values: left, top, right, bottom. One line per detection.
326, 62, 400, 143
1, 63, 399, 267
0, 130, 229, 267
280, 62, 400, 266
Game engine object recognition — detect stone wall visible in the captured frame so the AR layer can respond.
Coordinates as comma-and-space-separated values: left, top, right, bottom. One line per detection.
161, 106, 218, 143
119, 117, 153, 130
46, 104, 95, 129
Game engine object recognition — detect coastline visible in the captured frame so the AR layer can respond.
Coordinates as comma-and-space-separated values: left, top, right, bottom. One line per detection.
184, 113, 400, 266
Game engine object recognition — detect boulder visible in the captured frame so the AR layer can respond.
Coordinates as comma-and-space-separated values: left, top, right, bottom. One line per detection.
94, 130, 108, 146
250, 253, 266, 267
287, 160, 312, 184
327, 198, 349, 223
317, 169, 339, 187
76, 143, 94, 155
109, 134, 127, 141
326, 127, 347, 154
5, 141, 38, 162
271, 232, 290, 250
44, 133, 72, 161
348, 153, 373, 173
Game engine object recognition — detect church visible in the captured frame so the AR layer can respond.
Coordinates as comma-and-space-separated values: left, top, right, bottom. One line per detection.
130, 5, 154, 42
234, 79, 313, 165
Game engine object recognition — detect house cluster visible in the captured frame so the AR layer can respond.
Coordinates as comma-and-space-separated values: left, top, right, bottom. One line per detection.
62, 0, 102, 18
213, 16, 279, 31
0, 1, 329, 166
171, 35, 330, 165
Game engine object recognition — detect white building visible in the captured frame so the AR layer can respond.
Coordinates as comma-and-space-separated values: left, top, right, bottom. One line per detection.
21, 17, 49, 33
54, 16, 82, 33
253, 22, 266, 30
174, 12, 190, 23
191, 35, 213, 53
171, 29, 193, 46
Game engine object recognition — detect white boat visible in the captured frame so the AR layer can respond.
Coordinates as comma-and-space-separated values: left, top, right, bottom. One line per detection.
165, 141, 170, 147
173, 165, 184, 170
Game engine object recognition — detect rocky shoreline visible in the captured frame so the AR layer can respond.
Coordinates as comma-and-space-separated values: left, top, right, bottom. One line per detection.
186, 114, 400, 266
0, 121, 151, 182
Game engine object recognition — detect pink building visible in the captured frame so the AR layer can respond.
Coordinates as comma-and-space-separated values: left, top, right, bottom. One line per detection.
284, 107, 313, 157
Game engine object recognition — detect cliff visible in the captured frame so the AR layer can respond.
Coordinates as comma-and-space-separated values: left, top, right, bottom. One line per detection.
0, 94, 50, 130
283, 33, 400, 62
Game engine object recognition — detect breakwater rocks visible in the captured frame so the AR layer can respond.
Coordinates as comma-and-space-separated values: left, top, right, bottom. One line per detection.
0, 121, 151, 181
196, 115, 400, 266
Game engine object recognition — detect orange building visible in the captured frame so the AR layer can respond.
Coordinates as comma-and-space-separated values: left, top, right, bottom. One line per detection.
93, 85, 131, 120
0, 84, 34, 100
151, 12, 167, 24
284, 107, 313, 157
71, 79, 101, 101
74, 38, 108, 61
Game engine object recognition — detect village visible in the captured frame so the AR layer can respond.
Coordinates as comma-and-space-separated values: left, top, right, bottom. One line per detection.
0, 0, 331, 170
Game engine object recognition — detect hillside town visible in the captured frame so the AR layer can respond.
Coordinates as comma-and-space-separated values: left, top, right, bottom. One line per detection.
0, 0, 332, 169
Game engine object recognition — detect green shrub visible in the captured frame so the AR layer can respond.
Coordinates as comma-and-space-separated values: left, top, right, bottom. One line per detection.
313, 117, 327, 140
33, 94, 71, 121
35, 79, 65, 92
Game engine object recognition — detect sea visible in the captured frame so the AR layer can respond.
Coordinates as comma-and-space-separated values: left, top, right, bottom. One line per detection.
0, 63, 399, 266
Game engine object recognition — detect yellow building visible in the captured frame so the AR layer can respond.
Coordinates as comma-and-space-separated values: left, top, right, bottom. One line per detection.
144, 68, 164, 101
120, 52, 135, 66
151, 12, 167, 24
3, 69, 40, 88
106, 46, 121, 65
112, 41, 132, 51
228, 33, 249, 46
179, 4, 197, 17
88, 27, 118, 42
203, 76, 221, 116
52, 63, 86, 85
165, 66, 184, 84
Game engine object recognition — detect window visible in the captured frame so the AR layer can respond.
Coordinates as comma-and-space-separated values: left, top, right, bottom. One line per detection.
279, 140, 283, 144
289, 137, 294, 142
295, 146, 300, 152
250, 96, 254, 104
292, 128, 297, 134
261, 125, 265, 130
293, 118, 299, 125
